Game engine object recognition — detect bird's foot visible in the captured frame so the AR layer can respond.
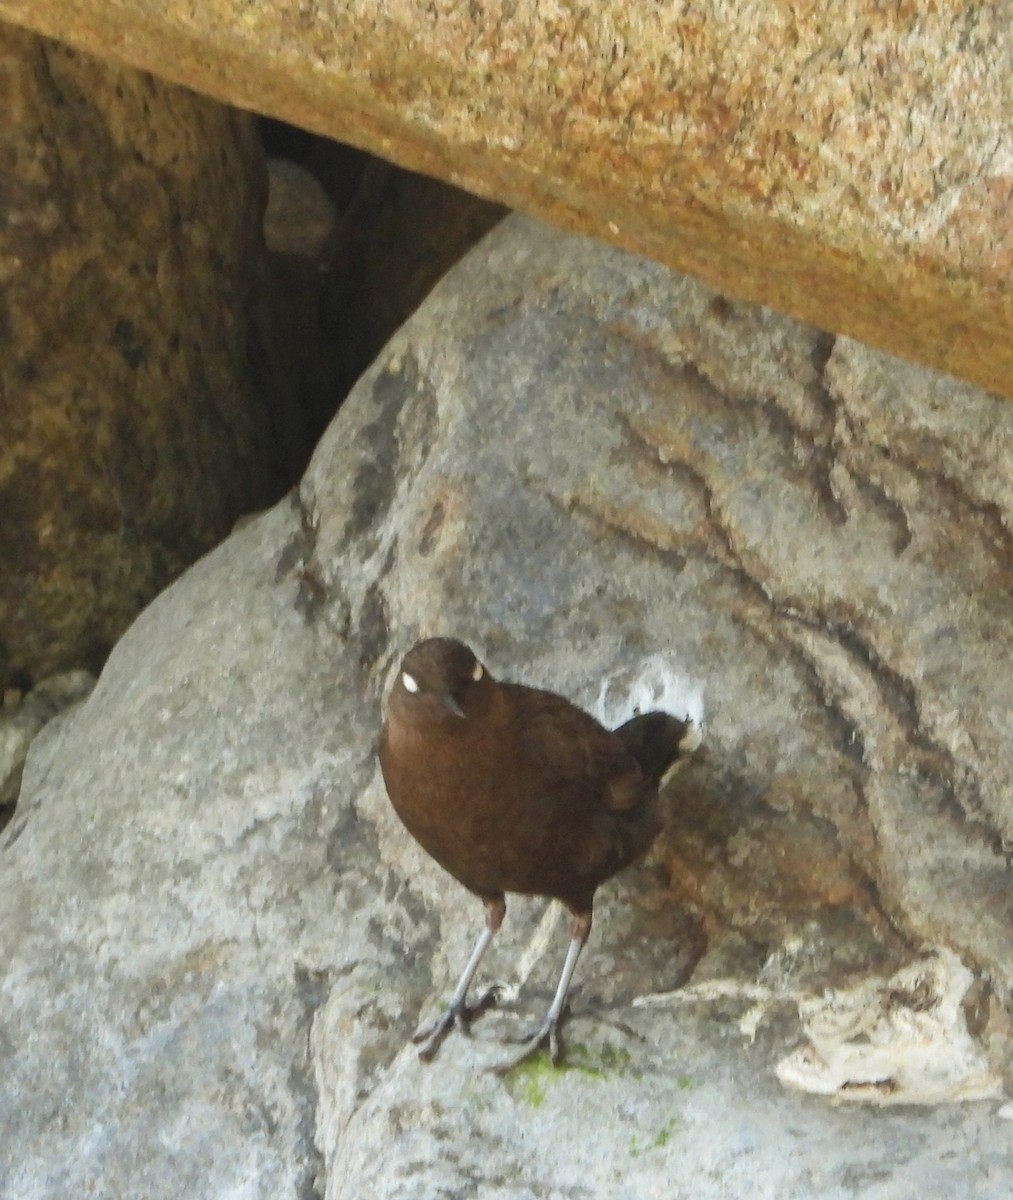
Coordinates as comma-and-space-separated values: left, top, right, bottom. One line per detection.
489, 1014, 563, 1076
413, 986, 501, 1063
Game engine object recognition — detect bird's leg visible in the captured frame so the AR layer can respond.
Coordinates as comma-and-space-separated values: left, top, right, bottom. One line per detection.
413, 895, 505, 1063
490, 909, 592, 1075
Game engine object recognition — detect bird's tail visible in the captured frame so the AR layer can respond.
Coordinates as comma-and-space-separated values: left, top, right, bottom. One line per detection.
614, 711, 699, 787
594, 654, 704, 775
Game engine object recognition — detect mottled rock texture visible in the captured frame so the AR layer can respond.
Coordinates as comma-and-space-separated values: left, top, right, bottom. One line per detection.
0, 2, 1009, 400
0, 26, 290, 689
1, 218, 1009, 1198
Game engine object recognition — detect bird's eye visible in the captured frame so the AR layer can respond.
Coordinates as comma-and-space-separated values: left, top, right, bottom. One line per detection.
471, 661, 484, 682
402, 672, 420, 694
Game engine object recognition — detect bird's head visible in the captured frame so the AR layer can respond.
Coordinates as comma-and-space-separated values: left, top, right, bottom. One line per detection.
392, 637, 491, 721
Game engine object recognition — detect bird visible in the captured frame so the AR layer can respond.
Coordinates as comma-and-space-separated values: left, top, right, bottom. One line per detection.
378, 636, 700, 1073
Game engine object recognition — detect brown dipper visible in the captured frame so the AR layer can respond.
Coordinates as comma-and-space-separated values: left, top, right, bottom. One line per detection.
379, 636, 699, 1073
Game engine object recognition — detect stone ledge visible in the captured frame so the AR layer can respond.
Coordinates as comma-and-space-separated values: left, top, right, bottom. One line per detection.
0, 1, 1009, 399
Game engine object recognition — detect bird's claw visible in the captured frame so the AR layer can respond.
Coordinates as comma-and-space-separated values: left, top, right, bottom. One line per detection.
489, 1016, 562, 1076
470, 983, 503, 1017
412, 986, 501, 1062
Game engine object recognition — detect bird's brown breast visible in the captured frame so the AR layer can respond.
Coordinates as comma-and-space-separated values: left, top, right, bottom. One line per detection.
379, 680, 664, 910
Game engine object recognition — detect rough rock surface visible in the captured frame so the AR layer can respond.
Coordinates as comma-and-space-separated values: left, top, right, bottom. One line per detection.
0, 3, 1009, 400
2, 217, 1010, 1197
0, 26, 292, 689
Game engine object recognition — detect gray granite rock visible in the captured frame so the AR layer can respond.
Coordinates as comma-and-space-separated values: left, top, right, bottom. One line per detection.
1, 216, 1010, 1198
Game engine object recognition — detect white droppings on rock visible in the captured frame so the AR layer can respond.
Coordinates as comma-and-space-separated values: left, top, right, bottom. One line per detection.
594, 655, 705, 738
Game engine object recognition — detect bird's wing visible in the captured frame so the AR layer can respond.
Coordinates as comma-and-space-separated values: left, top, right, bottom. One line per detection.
500, 684, 647, 812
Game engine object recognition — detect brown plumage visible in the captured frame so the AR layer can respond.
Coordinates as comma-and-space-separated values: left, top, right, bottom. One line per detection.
379, 636, 698, 1071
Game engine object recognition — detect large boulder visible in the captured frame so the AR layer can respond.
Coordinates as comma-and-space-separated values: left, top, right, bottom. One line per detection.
1, 216, 1009, 1198
0, 26, 292, 689
0, 6, 1009, 400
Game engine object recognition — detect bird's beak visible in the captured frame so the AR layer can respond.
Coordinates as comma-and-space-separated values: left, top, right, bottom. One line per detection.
441, 693, 466, 718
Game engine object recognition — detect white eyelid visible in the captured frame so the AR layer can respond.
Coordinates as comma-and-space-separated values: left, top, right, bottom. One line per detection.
472, 662, 484, 682
401, 672, 419, 694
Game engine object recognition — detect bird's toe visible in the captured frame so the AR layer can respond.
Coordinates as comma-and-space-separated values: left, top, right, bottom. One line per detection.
412, 1009, 455, 1059
548, 1022, 562, 1066
468, 984, 502, 1017
412, 989, 501, 1061
488, 1016, 563, 1076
